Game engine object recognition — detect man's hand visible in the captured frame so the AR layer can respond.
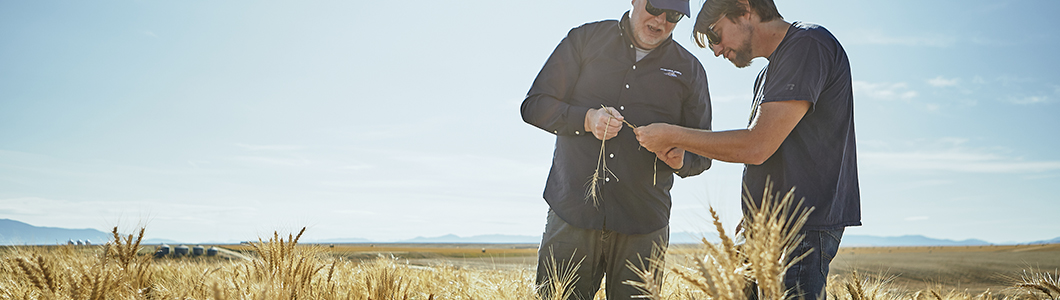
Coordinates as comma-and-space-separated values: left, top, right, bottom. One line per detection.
658, 147, 684, 170
633, 123, 677, 153
585, 107, 624, 140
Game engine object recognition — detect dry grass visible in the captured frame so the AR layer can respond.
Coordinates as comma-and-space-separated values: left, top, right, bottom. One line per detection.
538, 247, 583, 300
625, 178, 812, 300
1011, 269, 1060, 300
2, 232, 1058, 300
2, 198, 1057, 299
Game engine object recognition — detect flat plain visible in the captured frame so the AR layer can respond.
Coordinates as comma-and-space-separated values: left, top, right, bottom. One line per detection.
830, 243, 1060, 294
250, 242, 1060, 294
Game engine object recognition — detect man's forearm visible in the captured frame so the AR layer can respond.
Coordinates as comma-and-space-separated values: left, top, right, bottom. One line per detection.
671, 127, 772, 165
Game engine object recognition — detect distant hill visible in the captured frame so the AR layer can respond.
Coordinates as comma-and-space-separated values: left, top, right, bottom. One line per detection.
400, 234, 539, 244
6, 218, 1055, 247
0, 219, 111, 245
142, 238, 186, 245
841, 234, 991, 247
1030, 236, 1060, 245
309, 237, 373, 244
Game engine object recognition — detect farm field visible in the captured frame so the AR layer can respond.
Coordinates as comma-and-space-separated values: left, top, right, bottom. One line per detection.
4, 231, 1059, 299
225, 243, 541, 270
831, 243, 1060, 294
270, 242, 1060, 294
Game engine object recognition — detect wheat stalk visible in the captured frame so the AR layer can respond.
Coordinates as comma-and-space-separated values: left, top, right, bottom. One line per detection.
537, 247, 584, 300
741, 177, 814, 300
585, 111, 618, 207
623, 244, 667, 300
660, 207, 749, 300
1013, 269, 1060, 299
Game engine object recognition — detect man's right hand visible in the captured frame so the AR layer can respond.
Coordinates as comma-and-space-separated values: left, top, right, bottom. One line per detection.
585, 107, 624, 140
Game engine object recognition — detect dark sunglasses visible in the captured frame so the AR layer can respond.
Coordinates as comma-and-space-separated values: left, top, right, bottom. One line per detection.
703, 23, 721, 50
645, 1, 684, 23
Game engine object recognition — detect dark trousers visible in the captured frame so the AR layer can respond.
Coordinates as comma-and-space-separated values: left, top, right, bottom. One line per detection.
536, 210, 668, 300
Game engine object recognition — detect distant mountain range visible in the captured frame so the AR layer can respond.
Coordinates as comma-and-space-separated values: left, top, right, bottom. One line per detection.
2, 218, 1057, 247
0, 219, 111, 245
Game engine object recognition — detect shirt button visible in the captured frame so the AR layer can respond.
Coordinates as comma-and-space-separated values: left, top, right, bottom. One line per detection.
619, 106, 625, 110
629, 44, 633, 49
609, 153, 615, 159
632, 65, 637, 70
575, 131, 581, 135
625, 84, 629, 89
605, 177, 610, 182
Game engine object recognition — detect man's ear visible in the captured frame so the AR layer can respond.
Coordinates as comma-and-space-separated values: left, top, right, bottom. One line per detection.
737, 0, 754, 20
735, 0, 756, 23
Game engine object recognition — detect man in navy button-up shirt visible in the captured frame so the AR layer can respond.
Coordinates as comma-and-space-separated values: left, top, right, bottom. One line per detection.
520, 0, 712, 297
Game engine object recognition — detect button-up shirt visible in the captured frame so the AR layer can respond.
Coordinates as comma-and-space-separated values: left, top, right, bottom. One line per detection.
520, 12, 712, 235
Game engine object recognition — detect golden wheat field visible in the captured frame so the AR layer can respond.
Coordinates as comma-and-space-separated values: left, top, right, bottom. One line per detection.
2, 229, 1059, 300
2, 192, 1057, 299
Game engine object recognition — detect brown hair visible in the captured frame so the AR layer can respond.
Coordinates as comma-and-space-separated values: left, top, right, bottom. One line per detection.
693, 0, 783, 48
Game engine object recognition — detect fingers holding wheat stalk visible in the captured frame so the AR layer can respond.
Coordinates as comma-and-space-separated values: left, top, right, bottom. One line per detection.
585, 113, 619, 207
585, 105, 669, 207
585, 105, 633, 207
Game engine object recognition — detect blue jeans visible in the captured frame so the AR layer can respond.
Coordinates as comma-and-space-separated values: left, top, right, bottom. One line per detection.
746, 228, 843, 300
784, 228, 844, 300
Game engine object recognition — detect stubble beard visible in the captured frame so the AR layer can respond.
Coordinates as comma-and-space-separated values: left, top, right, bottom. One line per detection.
732, 39, 754, 68
731, 24, 755, 68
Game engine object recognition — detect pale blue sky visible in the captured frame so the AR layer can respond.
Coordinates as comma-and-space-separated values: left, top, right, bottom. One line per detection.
1, 0, 1057, 244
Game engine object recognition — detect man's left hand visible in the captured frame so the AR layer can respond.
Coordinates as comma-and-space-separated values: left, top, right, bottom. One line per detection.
634, 123, 676, 153
658, 147, 684, 170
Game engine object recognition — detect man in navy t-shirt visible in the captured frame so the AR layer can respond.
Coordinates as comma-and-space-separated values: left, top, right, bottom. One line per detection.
634, 0, 860, 299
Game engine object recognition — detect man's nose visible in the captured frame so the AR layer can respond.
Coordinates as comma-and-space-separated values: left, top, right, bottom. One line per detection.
652, 12, 669, 24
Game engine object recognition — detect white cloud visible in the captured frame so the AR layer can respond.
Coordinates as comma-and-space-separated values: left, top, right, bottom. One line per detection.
994, 75, 1035, 87
905, 216, 929, 221
853, 81, 917, 100
234, 143, 306, 151
1006, 96, 1049, 105
233, 155, 312, 167
927, 76, 960, 87
861, 150, 1060, 173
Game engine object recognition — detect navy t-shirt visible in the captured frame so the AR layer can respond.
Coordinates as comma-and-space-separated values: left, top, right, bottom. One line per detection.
743, 22, 861, 230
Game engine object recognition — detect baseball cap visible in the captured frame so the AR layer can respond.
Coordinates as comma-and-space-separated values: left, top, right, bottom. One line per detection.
648, 0, 691, 17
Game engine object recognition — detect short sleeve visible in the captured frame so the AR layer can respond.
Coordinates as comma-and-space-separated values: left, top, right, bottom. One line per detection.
760, 36, 834, 113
